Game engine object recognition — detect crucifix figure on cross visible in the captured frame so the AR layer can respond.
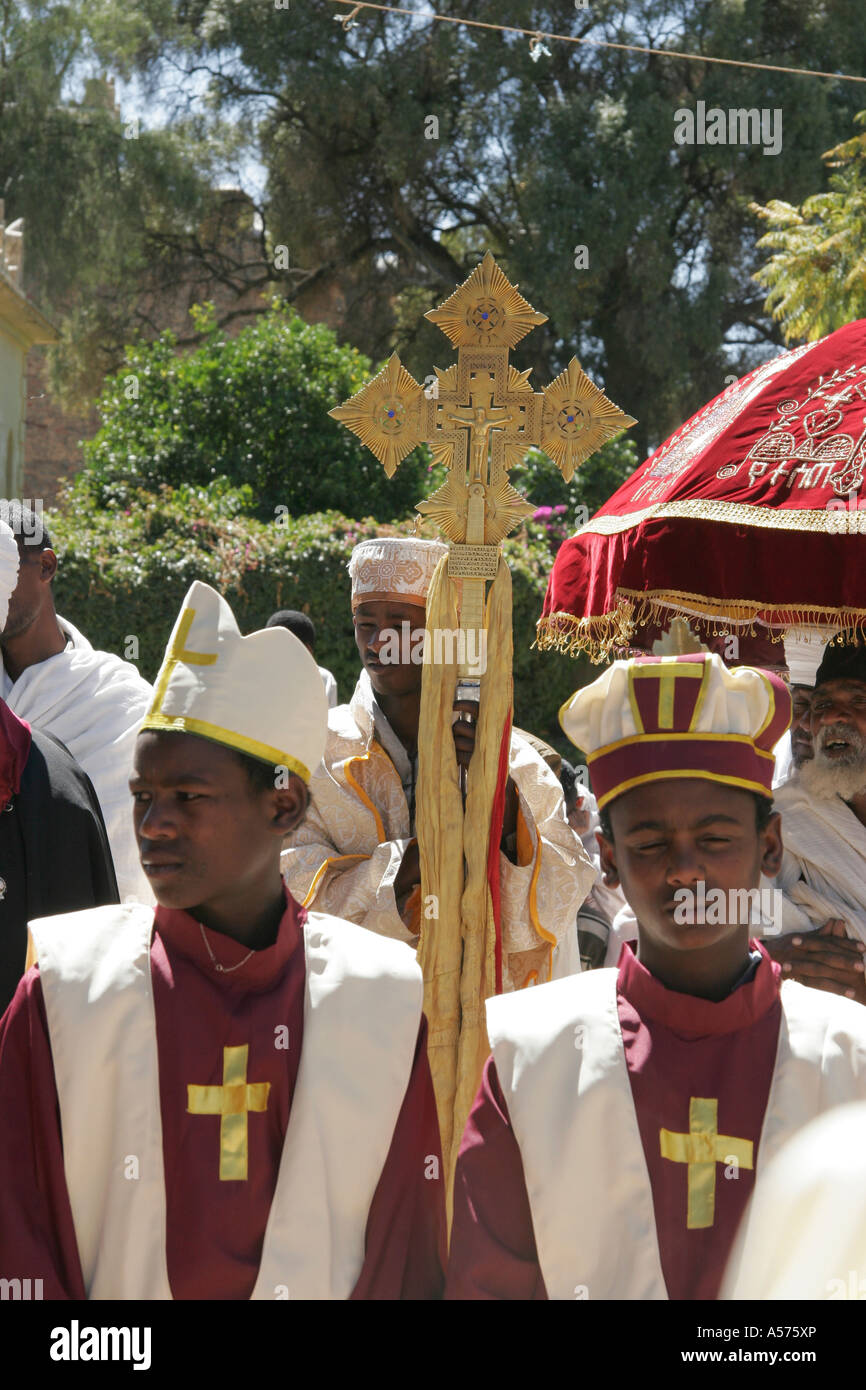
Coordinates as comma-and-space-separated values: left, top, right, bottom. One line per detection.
443, 392, 517, 485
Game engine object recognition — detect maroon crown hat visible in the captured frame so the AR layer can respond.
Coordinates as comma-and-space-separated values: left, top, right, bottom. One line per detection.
559, 653, 791, 810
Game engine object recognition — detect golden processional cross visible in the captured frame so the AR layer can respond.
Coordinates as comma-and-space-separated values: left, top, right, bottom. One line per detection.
331, 254, 636, 1208
330, 252, 635, 701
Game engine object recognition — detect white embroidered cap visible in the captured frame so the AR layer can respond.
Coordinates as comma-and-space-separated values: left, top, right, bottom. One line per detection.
783, 628, 832, 687
348, 537, 448, 610
0, 521, 20, 631
141, 581, 328, 783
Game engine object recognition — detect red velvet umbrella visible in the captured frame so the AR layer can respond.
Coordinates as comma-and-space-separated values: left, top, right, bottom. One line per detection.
537, 319, 866, 663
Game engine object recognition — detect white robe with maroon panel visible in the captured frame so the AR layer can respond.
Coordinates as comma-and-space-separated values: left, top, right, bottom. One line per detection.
448, 949, 866, 1300
2, 898, 441, 1300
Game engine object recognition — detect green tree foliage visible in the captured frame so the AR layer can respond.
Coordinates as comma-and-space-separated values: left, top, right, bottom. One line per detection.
11, 3, 866, 435
513, 435, 638, 526
74, 301, 434, 521
135, 0, 866, 454
76, 295, 635, 524
0, 1, 255, 400
48, 485, 588, 751
751, 111, 866, 342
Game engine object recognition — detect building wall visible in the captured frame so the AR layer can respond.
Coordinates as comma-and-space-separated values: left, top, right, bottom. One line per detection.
21, 236, 271, 504
23, 349, 100, 508
0, 326, 25, 497
19, 183, 361, 507
21, 283, 265, 507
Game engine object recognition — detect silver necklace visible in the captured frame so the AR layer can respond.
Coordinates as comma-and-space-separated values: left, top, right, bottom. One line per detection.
198, 921, 254, 974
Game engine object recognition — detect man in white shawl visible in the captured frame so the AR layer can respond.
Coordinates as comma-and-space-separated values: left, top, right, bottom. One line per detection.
767, 635, 866, 1004
0, 503, 153, 904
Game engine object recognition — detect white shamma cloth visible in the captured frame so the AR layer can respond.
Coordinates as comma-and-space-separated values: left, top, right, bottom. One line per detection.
723, 1101, 866, 1299
0, 522, 19, 630
772, 776, 866, 942
1, 615, 154, 904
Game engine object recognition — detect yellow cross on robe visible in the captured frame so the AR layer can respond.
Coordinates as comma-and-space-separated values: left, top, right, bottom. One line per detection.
659, 1097, 754, 1229
187, 1044, 271, 1181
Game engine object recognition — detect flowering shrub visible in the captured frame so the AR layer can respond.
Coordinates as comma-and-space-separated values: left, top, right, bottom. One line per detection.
531, 503, 571, 552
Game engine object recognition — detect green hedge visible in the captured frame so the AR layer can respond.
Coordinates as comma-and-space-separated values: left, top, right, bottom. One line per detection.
47, 482, 595, 754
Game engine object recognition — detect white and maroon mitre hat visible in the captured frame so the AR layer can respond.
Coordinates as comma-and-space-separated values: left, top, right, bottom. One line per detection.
141, 581, 328, 783
559, 652, 792, 811
0, 521, 19, 631
348, 537, 448, 610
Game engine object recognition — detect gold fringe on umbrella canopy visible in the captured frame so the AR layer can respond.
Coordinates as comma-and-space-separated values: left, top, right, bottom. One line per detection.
534, 600, 639, 664
536, 591, 866, 664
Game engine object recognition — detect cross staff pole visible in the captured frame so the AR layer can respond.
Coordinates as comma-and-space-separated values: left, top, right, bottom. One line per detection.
329, 253, 635, 1199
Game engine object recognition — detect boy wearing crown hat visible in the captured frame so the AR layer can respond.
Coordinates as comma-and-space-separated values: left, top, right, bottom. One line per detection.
282, 536, 594, 989
0, 581, 445, 1299
446, 652, 866, 1299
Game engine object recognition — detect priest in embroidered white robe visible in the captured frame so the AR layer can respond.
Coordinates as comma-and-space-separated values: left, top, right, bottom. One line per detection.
0, 581, 445, 1300
446, 652, 866, 1300
281, 538, 593, 990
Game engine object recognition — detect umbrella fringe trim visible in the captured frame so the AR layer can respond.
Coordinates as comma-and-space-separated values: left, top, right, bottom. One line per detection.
619, 589, 866, 636
537, 592, 866, 662
534, 602, 638, 664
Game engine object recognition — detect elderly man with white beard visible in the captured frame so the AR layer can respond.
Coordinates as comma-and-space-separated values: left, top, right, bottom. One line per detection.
766, 639, 866, 1004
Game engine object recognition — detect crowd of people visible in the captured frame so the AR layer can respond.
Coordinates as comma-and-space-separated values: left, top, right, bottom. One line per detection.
0, 510, 865, 1301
